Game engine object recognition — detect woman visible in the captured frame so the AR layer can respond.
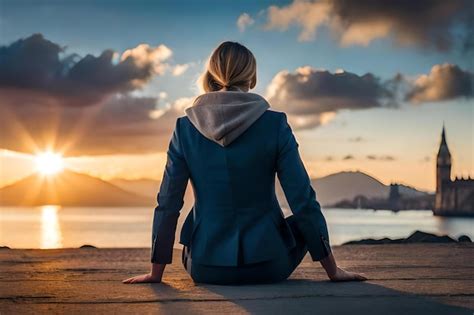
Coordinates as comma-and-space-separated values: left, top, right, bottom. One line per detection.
123, 41, 366, 285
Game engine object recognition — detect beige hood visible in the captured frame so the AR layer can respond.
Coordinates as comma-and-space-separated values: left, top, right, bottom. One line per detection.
184, 91, 270, 147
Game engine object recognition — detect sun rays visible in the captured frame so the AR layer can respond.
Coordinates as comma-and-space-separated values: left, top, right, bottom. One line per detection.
34, 151, 65, 175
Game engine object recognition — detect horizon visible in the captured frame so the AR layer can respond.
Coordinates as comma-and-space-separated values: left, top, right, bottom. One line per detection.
0, 124, 469, 193
0, 0, 473, 193
0, 161, 438, 194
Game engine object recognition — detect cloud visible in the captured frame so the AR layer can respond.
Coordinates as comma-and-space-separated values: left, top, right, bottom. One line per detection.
265, 63, 471, 130
405, 64, 473, 103
237, 13, 255, 32
266, 66, 395, 129
366, 155, 396, 161
149, 96, 194, 120
264, 0, 472, 51
0, 34, 196, 156
265, 1, 330, 41
348, 136, 364, 142
343, 155, 354, 160
0, 34, 173, 106
0, 92, 193, 156
172, 63, 190, 76
121, 43, 172, 73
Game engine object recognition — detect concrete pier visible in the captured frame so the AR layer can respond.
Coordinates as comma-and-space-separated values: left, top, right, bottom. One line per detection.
1, 244, 473, 314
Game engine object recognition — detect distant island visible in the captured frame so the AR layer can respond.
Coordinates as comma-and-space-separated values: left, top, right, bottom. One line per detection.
275, 170, 433, 211
328, 182, 434, 212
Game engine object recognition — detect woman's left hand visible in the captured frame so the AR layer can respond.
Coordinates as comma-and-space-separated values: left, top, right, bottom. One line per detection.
328, 267, 367, 282
123, 273, 162, 284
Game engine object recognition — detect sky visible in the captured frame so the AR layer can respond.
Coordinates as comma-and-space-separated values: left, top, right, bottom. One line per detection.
0, 0, 473, 192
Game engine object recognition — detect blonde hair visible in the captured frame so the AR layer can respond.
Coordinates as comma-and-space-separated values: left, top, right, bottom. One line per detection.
199, 41, 257, 93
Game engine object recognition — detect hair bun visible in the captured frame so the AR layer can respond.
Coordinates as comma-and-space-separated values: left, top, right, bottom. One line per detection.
200, 41, 257, 93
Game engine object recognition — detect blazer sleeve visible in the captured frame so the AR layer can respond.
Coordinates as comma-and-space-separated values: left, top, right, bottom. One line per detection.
276, 112, 332, 261
151, 117, 190, 264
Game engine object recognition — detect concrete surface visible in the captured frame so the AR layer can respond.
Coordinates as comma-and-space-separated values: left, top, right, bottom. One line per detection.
0, 244, 473, 314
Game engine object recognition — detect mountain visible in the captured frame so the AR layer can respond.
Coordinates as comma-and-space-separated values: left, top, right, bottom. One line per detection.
110, 177, 194, 208
276, 171, 430, 207
110, 178, 161, 198
397, 184, 430, 197
107, 170, 429, 208
3, 169, 427, 208
0, 170, 153, 207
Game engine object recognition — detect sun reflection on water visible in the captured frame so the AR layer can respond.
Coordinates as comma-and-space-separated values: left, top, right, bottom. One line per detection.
40, 205, 62, 249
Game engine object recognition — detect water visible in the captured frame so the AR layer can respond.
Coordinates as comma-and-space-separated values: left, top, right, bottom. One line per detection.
0, 206, 472, 249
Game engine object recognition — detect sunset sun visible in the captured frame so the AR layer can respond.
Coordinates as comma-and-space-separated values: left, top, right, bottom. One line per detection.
35, 151, 65, 175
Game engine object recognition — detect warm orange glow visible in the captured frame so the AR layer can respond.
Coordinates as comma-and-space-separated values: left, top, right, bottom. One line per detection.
34, 151, 64, 175
40, 205, 62, 249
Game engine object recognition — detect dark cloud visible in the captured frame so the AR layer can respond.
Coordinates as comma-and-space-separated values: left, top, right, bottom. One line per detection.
366, 155, 395, 161
382, 155, 395, 161
348, 136, 364, 142
266, 63, 471, 131
0, 34, 193, 156
343, 155, 354, 160
266, 67, 395, 129
0, 34, 172, 106
2, 34, 470, 156
267, 67, 394, 115
330, 0, 472, 52
405, 64, 473, 103
265, 0, 473, 52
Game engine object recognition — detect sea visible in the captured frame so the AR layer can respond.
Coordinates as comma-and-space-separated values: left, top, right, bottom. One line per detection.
0, 206, 473, 249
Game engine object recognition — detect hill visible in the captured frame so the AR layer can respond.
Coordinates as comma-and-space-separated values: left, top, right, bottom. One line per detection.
5, 169, 428, 208
276, 171, 429, 207
106, 171, 429, 208
0, 170, 153, 207
109, 178, 161, 198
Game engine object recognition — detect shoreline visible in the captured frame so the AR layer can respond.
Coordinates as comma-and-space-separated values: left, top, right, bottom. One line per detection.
1, 230, 472, 251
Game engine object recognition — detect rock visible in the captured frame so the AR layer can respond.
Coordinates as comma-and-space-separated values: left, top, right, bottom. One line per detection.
405, 231, 456, 243
343, 237, 404, 245
343, 230, 459, 245
80, 245, 97, 249
458, 235, 472, 242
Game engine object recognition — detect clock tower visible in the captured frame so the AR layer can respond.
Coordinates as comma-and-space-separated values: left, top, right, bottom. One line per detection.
435, 125, 451, 211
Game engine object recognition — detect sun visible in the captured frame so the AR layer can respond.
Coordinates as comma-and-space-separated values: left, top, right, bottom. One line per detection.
34, 151, 65, 175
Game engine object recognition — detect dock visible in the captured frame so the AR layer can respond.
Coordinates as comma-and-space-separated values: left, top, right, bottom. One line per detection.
1, 244, 473, 314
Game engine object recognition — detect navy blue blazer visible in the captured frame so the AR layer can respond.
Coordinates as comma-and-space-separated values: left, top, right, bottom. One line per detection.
151, 110, 332, 266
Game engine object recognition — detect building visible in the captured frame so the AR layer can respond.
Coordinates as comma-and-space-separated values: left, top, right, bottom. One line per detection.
434, 126, 474, 216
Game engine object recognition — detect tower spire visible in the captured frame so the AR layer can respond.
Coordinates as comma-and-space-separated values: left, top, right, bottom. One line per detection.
438, 124, 450, 157
441, 122, 446, 145
435, 124, 452, 212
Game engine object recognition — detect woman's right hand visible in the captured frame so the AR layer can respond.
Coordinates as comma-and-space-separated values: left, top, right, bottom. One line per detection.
123, 263, 166, 284
328, 267, 367, 282
122, 273, 162, 284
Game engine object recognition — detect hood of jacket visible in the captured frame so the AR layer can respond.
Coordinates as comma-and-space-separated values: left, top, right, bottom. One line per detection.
184, 91, 270, 147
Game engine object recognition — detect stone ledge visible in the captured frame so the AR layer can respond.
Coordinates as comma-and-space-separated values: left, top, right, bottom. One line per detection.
0, 244, 473, 314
